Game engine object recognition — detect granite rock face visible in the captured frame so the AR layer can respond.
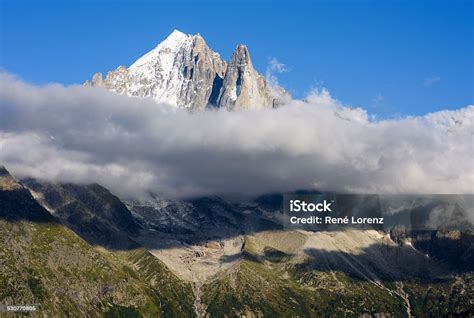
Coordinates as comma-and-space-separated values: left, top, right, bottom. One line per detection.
85, 30, 287, 109
217, 44, 279, 110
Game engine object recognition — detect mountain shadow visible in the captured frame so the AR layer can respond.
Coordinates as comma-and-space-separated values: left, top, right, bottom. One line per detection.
21, 178, 141, 250
0, 166, 57, 223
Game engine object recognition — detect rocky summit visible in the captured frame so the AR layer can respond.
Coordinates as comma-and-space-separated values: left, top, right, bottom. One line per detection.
85, 30, 288, 110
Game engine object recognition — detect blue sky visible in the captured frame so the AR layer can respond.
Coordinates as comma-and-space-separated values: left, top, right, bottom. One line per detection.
0, 0, 472, 117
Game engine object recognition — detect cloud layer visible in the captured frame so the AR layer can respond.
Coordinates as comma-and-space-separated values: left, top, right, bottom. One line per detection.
0, 73, 472, 198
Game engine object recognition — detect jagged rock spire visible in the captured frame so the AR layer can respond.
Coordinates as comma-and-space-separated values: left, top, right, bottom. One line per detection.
217, 44, 278, 110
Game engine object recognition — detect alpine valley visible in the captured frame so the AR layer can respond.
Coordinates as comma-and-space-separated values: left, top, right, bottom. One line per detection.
1, 30, 473, 318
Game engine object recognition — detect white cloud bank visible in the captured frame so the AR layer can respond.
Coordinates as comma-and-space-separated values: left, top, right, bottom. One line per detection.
0, 72, 473, 198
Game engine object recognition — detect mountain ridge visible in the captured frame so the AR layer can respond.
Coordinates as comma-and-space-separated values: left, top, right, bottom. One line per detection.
85, 30, 289, 109
1, 166, 473, 316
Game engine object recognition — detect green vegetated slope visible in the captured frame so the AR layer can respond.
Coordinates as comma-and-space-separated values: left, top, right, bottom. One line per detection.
403, 276, 474, 318
0, 220, 193, 317
201, 233, 473, 318
0, 219, 195, 317
0, 167, 195, 317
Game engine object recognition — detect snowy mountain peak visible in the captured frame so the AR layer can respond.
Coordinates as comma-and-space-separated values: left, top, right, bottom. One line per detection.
85, 30, 288, 109
155, 29, 190, 51
168, 29, 187, 39
129, 30, 192, 69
